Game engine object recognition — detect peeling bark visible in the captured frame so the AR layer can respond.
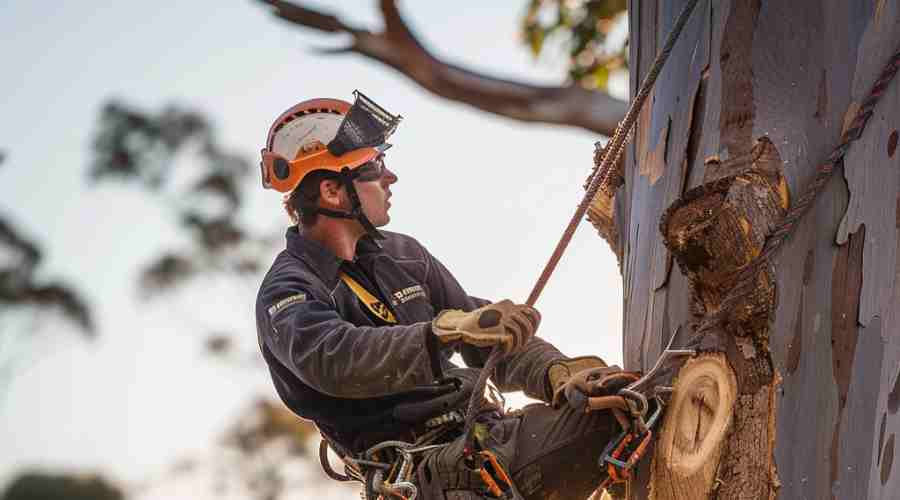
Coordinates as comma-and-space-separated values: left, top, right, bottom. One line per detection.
714, 382, 779, 500
829, 226, 865, 498
718, 0, 760, 156
587, 141, 626, 265
883, 434, 895, 486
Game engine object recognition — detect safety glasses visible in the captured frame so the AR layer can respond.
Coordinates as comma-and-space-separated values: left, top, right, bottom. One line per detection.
353, 155, 388, 182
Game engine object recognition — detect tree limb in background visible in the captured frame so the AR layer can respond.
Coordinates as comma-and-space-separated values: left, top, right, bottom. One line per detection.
0, 215, 94, 335
259, 0, 628, 136
89, 100, 270, 302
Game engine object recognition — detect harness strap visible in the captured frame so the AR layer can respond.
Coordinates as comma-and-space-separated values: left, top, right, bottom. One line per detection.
307, 167, 386, 241
340, 272, 398, 324
340, 167, 386, 241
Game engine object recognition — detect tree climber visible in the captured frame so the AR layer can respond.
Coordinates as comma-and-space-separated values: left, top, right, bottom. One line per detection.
255, 92, 632, 499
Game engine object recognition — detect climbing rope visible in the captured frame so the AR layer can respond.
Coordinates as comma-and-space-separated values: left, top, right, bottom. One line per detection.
696, 46, 900, 336
526, 0, 702, 307
460, 0, 704, 462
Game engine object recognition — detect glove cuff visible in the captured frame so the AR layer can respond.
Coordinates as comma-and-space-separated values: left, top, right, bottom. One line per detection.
424, 322, 446, 382
431, 309, 465, 338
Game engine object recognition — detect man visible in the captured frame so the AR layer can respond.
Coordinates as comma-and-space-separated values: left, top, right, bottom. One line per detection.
255, 92, 629, 499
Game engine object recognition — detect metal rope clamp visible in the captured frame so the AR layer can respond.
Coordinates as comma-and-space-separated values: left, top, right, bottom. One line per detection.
599, 329, 696, 486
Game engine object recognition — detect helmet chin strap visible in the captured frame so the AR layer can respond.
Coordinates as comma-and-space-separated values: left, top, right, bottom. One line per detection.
312, 167, 385, 241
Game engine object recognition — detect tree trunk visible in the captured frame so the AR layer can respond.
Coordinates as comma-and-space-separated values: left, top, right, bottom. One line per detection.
612, 1, 900, 498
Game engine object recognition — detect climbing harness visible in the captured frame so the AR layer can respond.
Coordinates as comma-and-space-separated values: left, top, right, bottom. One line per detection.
317, 421, 459, 500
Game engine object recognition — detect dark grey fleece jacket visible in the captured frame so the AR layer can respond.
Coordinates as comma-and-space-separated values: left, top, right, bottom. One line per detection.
256, 226, 566, 451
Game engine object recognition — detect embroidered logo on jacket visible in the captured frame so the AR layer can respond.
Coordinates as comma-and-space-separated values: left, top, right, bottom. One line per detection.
267, 293, 306, 318
368, 301, 396, 323
392, 285, 426, 304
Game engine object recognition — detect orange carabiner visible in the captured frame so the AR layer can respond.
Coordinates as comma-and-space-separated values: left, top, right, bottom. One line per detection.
470, 450, 513, 498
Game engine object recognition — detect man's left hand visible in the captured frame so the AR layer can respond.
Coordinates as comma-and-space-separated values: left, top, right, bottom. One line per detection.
547, 357, 637, 411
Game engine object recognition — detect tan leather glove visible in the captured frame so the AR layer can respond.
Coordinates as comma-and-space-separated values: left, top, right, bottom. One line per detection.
548, 357, 639, 411
547, 356, 607, 403
432, 299, 540, 354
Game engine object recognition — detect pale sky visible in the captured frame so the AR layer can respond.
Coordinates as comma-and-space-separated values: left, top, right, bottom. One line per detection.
0, 2, 625, 498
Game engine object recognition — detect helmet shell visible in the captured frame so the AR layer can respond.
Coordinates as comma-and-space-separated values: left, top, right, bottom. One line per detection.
260, 98, 382, 193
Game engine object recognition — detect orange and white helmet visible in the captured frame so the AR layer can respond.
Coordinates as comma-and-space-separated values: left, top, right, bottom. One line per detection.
260, 92, 402, 239
260, 93, 398, 193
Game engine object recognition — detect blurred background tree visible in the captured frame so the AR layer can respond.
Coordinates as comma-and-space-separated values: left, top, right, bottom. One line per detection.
0, 151, 93, 399
1, 473, 124, 500
521, 0, 628, 90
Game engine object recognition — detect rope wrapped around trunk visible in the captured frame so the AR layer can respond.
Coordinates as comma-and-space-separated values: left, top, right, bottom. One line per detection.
695, 46, 900, 336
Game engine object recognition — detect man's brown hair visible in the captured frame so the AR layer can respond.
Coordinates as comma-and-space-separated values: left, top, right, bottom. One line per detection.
284, 170, 341, 226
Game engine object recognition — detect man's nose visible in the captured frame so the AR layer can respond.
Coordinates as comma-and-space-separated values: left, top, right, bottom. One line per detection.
382, 167, 398, 185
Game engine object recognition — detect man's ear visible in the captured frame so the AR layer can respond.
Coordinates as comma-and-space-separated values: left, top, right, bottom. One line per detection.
318, 178, 345, 208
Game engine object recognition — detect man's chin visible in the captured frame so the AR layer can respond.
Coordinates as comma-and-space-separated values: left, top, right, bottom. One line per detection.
366, 212, 389, 228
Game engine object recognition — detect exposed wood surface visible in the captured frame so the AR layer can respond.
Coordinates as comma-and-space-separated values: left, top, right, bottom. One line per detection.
650, 354, 737, 500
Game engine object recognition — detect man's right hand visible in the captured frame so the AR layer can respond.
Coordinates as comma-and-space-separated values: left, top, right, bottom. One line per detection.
431, 299, 540, 354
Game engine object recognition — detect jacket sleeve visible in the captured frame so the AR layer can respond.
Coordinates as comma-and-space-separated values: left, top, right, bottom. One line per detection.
461, 336, 566, 402
420, 246, 566, 402
258, 277, 440, 399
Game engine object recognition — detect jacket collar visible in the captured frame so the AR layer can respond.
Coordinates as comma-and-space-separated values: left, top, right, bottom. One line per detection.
285, 226, 382, 286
